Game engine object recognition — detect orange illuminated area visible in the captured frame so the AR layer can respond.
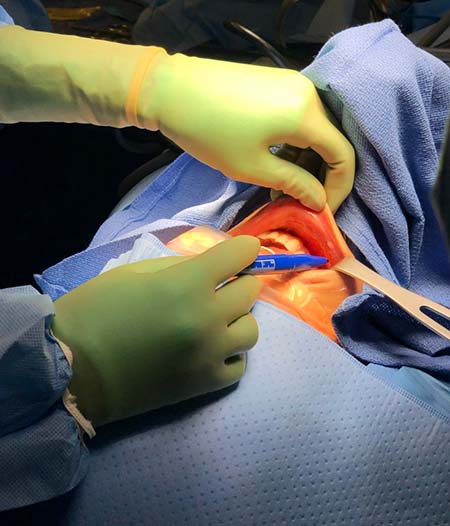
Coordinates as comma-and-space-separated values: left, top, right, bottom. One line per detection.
167, 196, 362, 342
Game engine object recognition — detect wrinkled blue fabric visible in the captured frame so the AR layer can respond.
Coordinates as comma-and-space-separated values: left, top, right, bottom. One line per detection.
302, 20, 450, 378
0, 287, 89, 511
0, 0, 51, 31
406, 0, 450, 32
0, 1, 51, 134
0, 4, 13, 26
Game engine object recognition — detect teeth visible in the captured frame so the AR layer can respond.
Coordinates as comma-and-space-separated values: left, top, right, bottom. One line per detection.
257, 232, 276, 240
278, 233, 306, 252
258, 230, 308, 253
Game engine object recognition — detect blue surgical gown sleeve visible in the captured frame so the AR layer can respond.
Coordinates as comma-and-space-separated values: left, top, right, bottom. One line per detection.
0, 286, 90, 511
0, 4, 14, 26
0, 1, 52, 31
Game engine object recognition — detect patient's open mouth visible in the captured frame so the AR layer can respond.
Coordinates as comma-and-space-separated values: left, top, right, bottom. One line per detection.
228, 195, 350, 266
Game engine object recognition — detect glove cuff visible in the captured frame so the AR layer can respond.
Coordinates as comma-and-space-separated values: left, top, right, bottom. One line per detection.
125, 46, 168, 130
0, 26, 166, 128
52, 333, 96, 439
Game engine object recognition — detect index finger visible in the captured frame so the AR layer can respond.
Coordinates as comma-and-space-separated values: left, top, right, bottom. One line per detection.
185, 235, 261, 286
309, 118, 355, 212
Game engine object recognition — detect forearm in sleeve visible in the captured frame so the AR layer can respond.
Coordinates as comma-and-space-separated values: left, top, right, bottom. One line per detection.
0, 286, 90, 511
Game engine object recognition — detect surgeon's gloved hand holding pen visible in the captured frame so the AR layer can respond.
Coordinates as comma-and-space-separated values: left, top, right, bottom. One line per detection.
0, 26, 355, 212
51, 236, 262, 426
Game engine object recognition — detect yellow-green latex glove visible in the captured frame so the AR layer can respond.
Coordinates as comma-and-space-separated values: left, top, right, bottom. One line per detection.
0, 26, 354, 211
136, 54, 355, 212
51, 236, 262, 427
0, 25, 165, 127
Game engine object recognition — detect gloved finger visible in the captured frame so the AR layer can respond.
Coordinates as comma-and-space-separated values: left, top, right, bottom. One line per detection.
262, 153, 326, 211
323, 154, 355, 213
304, 119, 355, 213
224, 312, 259, 358
185, 235, 261, 286
125, 255, 192, 275
215, 274, 262, 324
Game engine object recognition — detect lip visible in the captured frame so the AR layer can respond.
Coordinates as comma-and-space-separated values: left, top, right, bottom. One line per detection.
228, 196, 351, 266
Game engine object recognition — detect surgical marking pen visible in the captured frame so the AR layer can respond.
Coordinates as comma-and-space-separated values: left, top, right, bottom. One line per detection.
239, 254, 328, 275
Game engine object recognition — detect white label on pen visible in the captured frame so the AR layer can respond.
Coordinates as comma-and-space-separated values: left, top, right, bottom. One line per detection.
253, 259, 276, 270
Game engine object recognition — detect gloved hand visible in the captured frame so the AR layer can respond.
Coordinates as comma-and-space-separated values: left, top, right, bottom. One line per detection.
51, 236, 262, 427
136, 54, 355, 212
0, 27, 354, 212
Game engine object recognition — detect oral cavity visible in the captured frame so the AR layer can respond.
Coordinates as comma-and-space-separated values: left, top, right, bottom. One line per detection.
257, 230, 308, 254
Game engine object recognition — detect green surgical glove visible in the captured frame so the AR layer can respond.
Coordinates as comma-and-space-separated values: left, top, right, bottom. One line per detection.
137, 54, 355, 212
51, 236, 262, 427
0, 26, 354, 212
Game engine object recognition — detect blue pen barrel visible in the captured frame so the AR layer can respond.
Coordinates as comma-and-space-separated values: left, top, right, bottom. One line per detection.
239, 254, 328, 275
